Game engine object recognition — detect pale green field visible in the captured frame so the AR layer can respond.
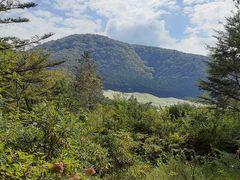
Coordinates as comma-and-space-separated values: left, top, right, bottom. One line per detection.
103, 90, 197, 107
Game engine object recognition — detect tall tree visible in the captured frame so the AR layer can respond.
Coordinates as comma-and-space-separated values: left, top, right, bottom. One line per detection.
74, 52, 103, 110
199, 1, 240, 111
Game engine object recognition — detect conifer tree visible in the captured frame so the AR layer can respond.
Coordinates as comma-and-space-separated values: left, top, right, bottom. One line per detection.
74, 52, 103, 110
0, 1, 62, 110
199, 1, 240, 111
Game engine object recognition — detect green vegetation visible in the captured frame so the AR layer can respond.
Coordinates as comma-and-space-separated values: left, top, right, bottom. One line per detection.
0, 48, 239, 178
1, 91, 240, 179
38, 34, 206, 98
0, 1, 240, 179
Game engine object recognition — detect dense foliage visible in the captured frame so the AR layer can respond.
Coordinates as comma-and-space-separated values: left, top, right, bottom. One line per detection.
0, 1, 239, 179
1, 91, 240, 179
0, 47, 239, 179
37, 34, 207, 98
1, 48, 239, 179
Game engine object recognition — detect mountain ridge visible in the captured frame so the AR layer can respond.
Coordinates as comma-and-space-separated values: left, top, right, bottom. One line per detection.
37, 34, 207, 98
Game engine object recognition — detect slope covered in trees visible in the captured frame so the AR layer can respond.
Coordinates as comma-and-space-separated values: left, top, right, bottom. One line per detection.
37, 34, 207, 98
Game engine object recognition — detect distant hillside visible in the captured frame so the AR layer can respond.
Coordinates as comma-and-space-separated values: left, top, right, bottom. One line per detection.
37, 34, 207, 98
104, 90, 194, 107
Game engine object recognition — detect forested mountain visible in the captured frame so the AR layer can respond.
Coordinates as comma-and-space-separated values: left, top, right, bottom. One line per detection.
38, 34, 207, 98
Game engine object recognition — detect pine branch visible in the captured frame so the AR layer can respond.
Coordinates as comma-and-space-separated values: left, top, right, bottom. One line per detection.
234, 0, 240, 5
0, 17, 29, 23
0, 33, 54, 51
0, 1, 37, 24
2, 61, 65, 76
0, 1, 37, 12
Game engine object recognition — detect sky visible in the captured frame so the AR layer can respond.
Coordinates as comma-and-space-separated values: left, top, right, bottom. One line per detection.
1, 0, 236, 55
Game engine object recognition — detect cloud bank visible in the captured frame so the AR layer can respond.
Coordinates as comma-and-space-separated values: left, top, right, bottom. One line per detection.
0, 0, 236, 55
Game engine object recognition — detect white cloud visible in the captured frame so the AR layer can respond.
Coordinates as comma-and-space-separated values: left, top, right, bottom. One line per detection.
51, 0, 88, 14
86, 0, 177, 48
183, 0, 210, 6
106, 19, 176, 48
0, 0, 238, 55
176, 36, 214, 55
186, 0, 235, 33
179, 0, 235, 55
88, 0, 177, 19
45, 0, 178, 47
0, 10, 101, 40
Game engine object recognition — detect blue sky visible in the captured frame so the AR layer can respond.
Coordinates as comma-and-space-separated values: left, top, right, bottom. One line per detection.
1, 0, 236, 55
